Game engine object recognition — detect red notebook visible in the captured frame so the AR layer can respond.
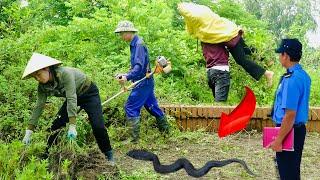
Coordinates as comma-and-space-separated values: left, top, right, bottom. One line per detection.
263, 127, 294, 151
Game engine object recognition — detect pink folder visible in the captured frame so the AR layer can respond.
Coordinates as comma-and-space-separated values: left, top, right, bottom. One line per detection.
263, 127, 294, 151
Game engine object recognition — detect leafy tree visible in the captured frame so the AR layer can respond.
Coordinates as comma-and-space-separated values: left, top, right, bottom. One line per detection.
242, 0, 316, 43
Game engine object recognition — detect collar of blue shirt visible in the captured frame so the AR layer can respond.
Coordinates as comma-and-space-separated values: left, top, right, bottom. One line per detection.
130, 35, 139, 46
287, 63, 302, 73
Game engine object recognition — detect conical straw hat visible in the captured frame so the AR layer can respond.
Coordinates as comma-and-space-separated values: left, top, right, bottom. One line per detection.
22, 53, 62, 79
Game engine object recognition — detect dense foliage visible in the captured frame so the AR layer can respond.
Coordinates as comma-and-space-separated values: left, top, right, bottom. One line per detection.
0, 0, 319, 178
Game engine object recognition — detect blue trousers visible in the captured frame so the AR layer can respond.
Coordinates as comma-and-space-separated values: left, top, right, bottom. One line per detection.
125, 84, 164, 120
276, 124, 306, 180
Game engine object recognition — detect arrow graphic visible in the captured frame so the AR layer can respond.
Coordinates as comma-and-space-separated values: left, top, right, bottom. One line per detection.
218, 86, 256, 138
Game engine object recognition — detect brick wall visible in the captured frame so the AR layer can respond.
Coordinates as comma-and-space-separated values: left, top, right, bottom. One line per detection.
160, 105, 320, 132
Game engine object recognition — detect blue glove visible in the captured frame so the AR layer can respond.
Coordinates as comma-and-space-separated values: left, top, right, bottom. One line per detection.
67, 124, 77, 140
22, 129, 33, 144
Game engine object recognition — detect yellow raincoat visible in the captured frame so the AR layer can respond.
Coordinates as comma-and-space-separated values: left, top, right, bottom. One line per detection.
178, 2, 241, 44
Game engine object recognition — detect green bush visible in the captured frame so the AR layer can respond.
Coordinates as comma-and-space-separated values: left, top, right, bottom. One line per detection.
0, 0, 319, 178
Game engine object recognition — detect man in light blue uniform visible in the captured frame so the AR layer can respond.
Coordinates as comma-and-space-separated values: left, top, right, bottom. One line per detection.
270, 38, 311, 180
114, 20, 169, 143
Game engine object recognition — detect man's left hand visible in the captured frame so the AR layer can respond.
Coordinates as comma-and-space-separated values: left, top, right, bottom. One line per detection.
117, 75, 127, 84
269, 139, 283, 152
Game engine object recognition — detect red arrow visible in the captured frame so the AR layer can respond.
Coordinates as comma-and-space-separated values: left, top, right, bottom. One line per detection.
218, 86, 256, 138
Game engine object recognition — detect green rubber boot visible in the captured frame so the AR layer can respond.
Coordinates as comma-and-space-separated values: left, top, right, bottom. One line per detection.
127, 117, 140, 143
156, 116, 169, 133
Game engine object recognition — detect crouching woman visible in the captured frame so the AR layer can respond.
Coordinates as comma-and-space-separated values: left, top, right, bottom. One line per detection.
21, 53, 114, 164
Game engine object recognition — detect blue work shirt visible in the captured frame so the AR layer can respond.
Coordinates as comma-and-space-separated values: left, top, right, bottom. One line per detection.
126, 35, 153, 88
272, 64, 311, 124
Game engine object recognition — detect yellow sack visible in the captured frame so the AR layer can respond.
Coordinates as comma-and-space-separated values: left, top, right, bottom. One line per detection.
178, 2, 241, 44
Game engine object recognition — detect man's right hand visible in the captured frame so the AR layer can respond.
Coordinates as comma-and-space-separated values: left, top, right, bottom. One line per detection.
22, 129, 33, 145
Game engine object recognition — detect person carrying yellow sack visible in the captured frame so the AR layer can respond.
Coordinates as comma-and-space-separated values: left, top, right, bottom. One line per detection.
21, 53, 115, 165
178, 2, 274, 87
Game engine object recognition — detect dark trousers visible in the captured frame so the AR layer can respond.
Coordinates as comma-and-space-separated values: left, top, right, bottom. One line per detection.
228, 38, 266, 81
206, 69, 230, 102
46, 83, 112, 155
276, 124, 306, 180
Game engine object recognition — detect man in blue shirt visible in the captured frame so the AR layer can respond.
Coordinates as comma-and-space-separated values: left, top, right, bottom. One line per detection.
114, 20, 169, 143
270, 38, 311, 179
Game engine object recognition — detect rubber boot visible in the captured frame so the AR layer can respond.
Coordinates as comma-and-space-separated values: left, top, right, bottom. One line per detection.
127, 117, 140, 143
105, 149, 115, 166
156, 116, 169, 133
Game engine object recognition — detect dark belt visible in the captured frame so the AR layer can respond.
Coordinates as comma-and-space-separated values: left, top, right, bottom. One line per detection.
276, 122, 305, 128
293, 123, 305, 128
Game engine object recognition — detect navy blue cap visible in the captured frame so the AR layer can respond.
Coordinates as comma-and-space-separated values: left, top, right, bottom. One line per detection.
275, 38, 302, 61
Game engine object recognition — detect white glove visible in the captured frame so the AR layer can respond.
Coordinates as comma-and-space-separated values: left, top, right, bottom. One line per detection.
115, 74, 127, 83
67, 124, 77, 140
118, 75, 127, 83
22, 129, 33, 144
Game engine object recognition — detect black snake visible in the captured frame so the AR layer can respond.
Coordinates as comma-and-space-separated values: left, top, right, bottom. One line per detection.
127, 150, 256, 178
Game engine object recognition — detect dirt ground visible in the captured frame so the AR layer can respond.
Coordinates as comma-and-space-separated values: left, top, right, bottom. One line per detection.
115, 131, 320, 180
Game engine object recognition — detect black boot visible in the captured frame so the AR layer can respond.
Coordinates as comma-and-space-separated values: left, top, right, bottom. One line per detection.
105, 149, 115, 166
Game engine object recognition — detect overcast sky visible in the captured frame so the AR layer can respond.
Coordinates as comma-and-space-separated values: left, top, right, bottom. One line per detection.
306, 0, 320, 48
